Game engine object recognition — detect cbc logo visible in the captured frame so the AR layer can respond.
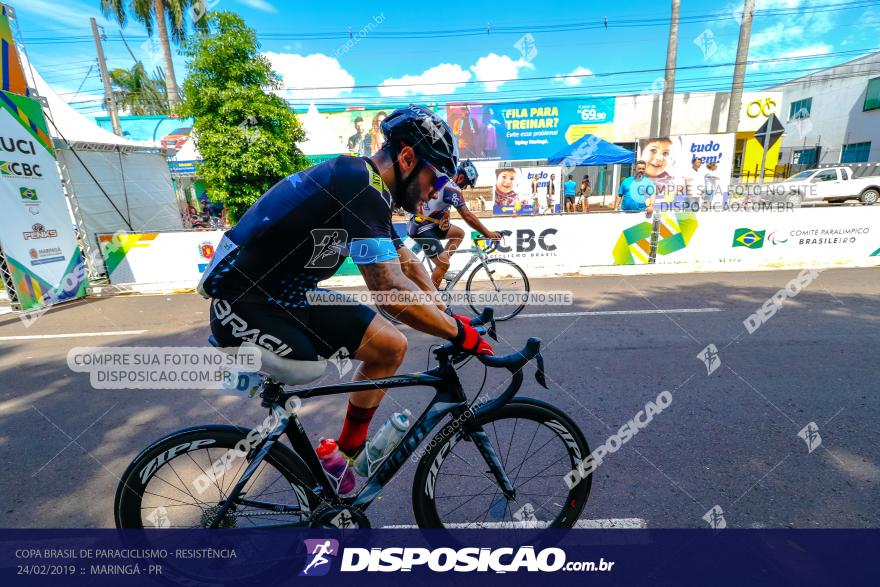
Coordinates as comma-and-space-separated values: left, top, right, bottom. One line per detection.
496, 228, 557, 253
0, 161, 43, 177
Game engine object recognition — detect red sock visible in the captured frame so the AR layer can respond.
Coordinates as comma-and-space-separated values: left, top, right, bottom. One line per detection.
337, 402, 378, 456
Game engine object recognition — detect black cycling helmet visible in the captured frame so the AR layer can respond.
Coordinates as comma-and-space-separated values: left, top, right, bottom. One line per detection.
381, 105, 458, 178
457, 159, 478, 188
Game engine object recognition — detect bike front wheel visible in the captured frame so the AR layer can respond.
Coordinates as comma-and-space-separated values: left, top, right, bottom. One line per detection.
412, 398, 591, 529
465, 258, 529, 321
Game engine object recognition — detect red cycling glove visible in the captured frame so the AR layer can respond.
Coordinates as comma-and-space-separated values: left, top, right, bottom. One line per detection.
450, 315, 494, 356
451, 314, 472, 326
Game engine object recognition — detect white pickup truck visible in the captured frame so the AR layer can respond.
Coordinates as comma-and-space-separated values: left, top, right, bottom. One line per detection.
762, 166, 880, 205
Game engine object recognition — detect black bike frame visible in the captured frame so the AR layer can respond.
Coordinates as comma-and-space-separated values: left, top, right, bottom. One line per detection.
207, 350, 522, 527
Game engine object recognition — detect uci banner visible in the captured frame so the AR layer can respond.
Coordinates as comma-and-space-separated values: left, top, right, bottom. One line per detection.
0, 90, 87, 311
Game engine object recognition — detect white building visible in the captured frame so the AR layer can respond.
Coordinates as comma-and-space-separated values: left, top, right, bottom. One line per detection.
769, 52, 880, 167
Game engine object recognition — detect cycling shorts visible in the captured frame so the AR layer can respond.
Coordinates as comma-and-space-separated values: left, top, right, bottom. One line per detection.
411, 225, 448, 258
209, 293, 376, 361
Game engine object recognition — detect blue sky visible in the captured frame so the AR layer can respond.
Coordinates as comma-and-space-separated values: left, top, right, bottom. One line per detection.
13, 0, 880, 117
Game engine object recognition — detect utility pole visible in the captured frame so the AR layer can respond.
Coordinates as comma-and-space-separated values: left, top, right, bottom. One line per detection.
725, 0, 756, 133
90, 17, 122, 136
659, 0, 680, 136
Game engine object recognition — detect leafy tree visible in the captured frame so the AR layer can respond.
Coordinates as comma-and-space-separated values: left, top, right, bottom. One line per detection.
180, 11, 309, 221
100, 0, 208, 108
110, 63, 168, 115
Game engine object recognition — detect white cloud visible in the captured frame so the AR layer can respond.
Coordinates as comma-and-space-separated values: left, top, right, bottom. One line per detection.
470, 53, 535, 91
777, 45, 832, 59
378, 63, 471, 97
555, 66, 593, 87
263, 52, 355, 100
15, 0, 111, 32
236, 0, 278, 13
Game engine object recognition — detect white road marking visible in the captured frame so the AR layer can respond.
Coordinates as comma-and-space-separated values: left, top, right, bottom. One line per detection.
383, 518, 647, 529
519, 308, 722, 318
0, 330, 147, 341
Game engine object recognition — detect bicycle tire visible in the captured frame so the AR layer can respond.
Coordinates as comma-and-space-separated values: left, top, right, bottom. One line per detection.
465, 258, 529, 321
114, 425, 319, 529
411, 398, 591, 529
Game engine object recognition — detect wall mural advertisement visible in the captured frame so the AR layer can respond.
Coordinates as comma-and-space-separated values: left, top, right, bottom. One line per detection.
0, 91, 88, 311
638, 133, 734, 207
446, 98, 615, 161
492, 165, 563, 215
312, 108, 395, 157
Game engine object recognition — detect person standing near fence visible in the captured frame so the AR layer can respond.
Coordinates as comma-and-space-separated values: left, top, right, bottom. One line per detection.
613, 160, 656, 214
564, 175, 577, 213
547, 174, 557, 213
579, 176, 591, 212
531, 175, 540, 215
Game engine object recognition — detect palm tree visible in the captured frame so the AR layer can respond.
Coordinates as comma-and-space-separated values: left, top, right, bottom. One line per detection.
100, 0, 207, 109
110, 62, 168, 115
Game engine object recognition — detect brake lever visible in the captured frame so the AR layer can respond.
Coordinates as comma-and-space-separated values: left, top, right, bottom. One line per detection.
535, 352, 548, 389
488, 318, 497, 341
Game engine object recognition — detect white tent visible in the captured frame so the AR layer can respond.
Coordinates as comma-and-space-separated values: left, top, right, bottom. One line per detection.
22, 53, 150, 149
20, 54, 184, 275
171, 134, 201, 163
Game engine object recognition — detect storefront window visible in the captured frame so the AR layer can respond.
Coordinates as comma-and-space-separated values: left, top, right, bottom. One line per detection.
841, 142, 871, 163
793, 148, 817, 166
864, 77, 880, 111
789, 98, 812, 120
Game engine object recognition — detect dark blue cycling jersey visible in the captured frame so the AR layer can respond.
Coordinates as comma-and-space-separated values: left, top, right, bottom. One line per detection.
200, 156, 398, 308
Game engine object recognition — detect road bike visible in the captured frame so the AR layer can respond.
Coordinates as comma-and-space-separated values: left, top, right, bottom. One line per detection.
378, 236, 530, 324
114, 309, 591, 529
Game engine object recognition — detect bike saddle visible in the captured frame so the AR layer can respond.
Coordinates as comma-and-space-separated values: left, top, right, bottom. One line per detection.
208, 336, 328, 385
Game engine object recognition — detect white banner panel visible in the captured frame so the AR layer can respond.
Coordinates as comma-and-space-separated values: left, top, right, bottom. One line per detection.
0, 91, 87, 310
99, 208, 880, 291
99, 229, 223, 286
654, 207, 880, 268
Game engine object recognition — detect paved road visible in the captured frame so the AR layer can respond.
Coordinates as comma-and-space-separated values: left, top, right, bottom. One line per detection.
0, 267, 877, 529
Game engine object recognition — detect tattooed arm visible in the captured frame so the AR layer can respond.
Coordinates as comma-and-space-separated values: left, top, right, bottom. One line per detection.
359, 260, 458, 337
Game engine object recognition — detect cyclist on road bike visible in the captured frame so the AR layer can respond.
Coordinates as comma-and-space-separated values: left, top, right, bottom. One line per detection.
407, 159, 502, 288
198, 105, 493, 468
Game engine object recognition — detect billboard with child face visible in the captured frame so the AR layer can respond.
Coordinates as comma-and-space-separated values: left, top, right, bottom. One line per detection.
492, 165, 562, 215
638, 133, 734, 206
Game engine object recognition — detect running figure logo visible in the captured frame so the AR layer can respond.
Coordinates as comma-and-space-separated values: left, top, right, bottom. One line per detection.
697, 344, 721, 375
300, 539, 340, 577
307, 229, 349, 269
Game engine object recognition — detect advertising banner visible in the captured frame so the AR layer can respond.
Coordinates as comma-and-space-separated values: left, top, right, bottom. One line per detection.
638, 133, 734, 206
446, 98, 615, 161
492, 165, 562, 215
653, 207, 879, 267
99, 230, 224, 286
318, 108, 393, 157
99, 211, 880, 290
0, 91, 87, 310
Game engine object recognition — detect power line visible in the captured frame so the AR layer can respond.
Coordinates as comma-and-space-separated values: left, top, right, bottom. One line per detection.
278, 63, 880, 107
22, 0, 880, 44
273, 47, 878, 92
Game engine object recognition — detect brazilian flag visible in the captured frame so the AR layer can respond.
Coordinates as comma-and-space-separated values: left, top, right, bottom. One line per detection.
20, 187, 38, 201
733, 228, 765, 249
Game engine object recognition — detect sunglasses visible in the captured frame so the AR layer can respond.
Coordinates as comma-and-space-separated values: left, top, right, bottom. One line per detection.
424, 160, 452, 193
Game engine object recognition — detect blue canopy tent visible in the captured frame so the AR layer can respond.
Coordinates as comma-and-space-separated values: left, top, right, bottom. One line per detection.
547, 134, 635, 166
547, 134, 635, 208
